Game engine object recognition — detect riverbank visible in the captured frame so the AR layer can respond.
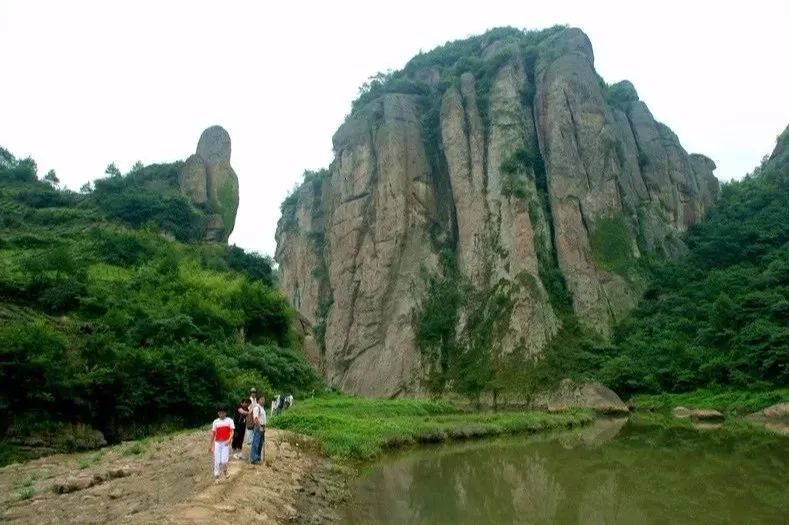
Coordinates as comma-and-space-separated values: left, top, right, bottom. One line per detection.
273, 395, 594, 460
629, 388, 789, 415
0, 397, 592, 524
0, 427, 346, 524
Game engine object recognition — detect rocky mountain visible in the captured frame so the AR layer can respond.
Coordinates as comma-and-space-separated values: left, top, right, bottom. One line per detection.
179, 125, 240, 242
275, 26, 719, 396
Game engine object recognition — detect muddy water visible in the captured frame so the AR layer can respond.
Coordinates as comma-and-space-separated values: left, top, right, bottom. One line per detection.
339, 418, 789, 524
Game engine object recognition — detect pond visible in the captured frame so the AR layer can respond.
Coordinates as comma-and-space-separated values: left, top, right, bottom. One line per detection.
338, 417, 789, 524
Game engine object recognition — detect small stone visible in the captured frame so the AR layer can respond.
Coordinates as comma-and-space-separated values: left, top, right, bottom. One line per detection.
689, 409, 724, 422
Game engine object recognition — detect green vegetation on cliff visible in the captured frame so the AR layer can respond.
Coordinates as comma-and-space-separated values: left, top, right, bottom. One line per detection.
273, 395, 591, 459
0, 148, 320, 457
595, 151, 789, 395
414, 138, 789, 403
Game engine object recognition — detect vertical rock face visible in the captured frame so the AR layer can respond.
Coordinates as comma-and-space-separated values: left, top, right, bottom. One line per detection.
275, 27, 719, 396
178, 125, 239, 242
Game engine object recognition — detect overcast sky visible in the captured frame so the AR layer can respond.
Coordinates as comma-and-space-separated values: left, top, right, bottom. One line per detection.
1, 1, 787, 255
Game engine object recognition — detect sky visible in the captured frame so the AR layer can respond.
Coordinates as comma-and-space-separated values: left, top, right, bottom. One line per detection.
1, 1, 787, 255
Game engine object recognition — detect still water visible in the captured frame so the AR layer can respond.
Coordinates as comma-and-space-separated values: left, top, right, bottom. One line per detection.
339, 418, 789, 525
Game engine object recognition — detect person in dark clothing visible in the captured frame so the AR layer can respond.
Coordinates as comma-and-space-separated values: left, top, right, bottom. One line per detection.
231, 398, 250, 459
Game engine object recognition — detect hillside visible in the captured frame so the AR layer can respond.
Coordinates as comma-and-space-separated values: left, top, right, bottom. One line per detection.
0, 141, 319, 463
591, 127, 789, 395
274, 26, 719, 397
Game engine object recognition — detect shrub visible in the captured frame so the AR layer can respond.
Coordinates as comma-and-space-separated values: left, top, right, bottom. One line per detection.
589, 214, 635, 275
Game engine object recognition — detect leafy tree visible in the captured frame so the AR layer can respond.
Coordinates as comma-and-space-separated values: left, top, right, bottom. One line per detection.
104, 162, 121, 177
43, 169, 59, 187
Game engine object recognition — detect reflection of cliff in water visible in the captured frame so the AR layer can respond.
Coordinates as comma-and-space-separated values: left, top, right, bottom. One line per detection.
340, 419, 789, 525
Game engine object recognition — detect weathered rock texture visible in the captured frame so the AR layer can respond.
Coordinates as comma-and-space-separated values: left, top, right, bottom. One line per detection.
536, 379, 629, 415
275, 27, 719, 396
179, 125, 239, 242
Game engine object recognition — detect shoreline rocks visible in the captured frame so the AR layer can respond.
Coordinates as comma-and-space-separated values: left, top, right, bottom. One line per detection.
745, 402, 789, 436
672, 406, 724, 421
537, 379, 630, 415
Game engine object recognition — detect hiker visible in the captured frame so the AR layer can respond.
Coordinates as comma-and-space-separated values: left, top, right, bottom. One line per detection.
246, 388, 258, 445
285, 394, 294, 409
274, 393, 285, 416
249, 394, 267, 465
270, 395, 278, 418
231, 398, 250, 459
209, 406, 235, 482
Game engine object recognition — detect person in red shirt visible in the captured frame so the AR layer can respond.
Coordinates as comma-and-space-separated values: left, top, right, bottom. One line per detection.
209, 407, 235, 482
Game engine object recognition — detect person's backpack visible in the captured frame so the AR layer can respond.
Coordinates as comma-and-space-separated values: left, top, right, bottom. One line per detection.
245, 406, 255, 429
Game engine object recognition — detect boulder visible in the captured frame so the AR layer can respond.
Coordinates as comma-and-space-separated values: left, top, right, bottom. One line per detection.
689, 409, 724, 421
745, 402, 789, 436
672, 407, 724, 421
539, 379, 629, 414
747, 402, 789, 420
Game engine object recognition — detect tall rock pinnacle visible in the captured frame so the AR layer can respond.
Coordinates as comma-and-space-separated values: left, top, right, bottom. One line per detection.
179, 125, 239, 242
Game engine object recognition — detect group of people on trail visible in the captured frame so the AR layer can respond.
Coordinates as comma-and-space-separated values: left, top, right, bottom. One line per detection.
208, 387, 294, 482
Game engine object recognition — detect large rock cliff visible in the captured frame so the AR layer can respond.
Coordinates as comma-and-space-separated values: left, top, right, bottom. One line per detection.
179, 126, 239, 242
275, 27, 719, 396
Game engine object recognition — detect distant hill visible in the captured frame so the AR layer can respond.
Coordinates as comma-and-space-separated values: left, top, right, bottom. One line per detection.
0, 145, 318, 462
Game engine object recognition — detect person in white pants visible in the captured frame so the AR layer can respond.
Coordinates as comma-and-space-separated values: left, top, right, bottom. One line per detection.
209, 407, 235, 482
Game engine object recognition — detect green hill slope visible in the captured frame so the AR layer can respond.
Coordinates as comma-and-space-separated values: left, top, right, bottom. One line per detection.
0, 148, 319, 460
593, 129, 789, 395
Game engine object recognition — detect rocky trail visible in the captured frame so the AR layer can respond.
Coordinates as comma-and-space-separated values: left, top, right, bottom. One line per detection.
0, 429, 348, 524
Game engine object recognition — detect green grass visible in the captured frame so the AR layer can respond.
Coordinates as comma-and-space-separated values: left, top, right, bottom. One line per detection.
630, 389, 789, 416
272, 395, 593, 460
18, 486, 34, 501
121, 441, 146, 456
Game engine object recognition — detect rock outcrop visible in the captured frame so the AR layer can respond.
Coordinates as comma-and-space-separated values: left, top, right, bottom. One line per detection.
179, 126, 239, 242
672, 407, 724, 421
275, 27, 719, 396
537, 379, 630, 415
746, 402, 789, 436
747, 402, 789, 420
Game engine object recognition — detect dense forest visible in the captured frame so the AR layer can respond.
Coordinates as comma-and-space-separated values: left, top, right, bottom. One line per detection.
0, 148, 320, 460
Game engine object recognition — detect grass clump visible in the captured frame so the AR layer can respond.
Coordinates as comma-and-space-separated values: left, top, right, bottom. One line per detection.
18, 486, 34, 500
272, 394, 592, 460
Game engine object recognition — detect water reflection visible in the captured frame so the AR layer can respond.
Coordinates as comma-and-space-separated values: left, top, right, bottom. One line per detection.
340, 419, 789, 525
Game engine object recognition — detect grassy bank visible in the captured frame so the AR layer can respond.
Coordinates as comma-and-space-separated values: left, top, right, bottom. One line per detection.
630, 389, 789, 416
271, 395, 592, 460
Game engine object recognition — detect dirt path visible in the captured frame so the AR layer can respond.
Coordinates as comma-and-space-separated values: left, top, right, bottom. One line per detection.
0, 429, 348, 524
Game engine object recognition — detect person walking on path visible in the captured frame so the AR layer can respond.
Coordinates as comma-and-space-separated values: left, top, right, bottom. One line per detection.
209, 407, 235, 482
231, 398, 250, 459
249, 394, 267, 465
246, 388, 258, 446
